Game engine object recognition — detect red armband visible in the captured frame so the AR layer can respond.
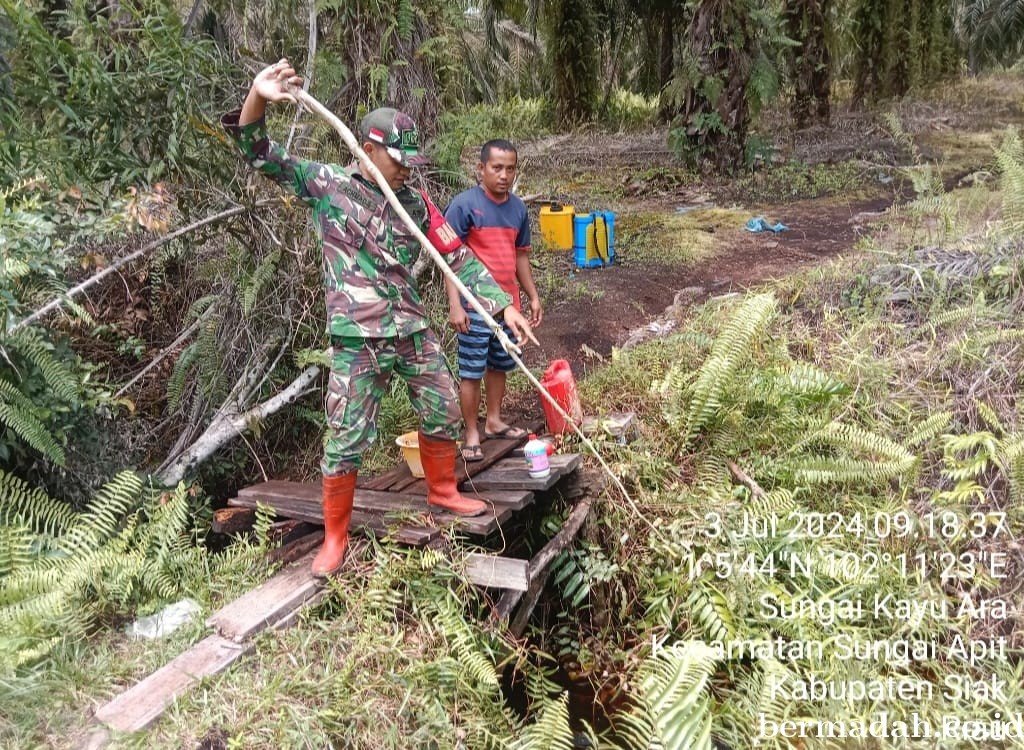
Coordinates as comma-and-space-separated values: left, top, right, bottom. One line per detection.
420, 191, 462, 254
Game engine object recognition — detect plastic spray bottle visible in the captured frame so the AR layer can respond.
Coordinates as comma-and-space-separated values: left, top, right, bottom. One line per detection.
523, 434, 551, 479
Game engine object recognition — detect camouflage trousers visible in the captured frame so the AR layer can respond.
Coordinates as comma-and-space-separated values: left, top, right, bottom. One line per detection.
321, 331, 461, 476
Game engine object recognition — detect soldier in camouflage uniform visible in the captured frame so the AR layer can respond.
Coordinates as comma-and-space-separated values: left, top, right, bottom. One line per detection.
223, 59, 534, 577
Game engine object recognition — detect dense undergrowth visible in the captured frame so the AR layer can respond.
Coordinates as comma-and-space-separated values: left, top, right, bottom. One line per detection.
3, 128, 1024, 747
3, 0, 1024, 744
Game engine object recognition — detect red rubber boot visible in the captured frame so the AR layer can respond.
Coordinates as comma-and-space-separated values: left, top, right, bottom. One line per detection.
417, 431, 488, 516
311, 471, 357, 578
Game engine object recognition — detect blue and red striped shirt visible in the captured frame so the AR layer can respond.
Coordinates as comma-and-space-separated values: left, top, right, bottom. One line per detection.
445, 186, 531, 310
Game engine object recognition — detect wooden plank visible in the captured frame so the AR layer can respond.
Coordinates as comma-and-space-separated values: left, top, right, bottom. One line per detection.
267, 531, 325, 565
227, 493, 438, 546
238, 479, 319, 503
350, 489, 513, 537
232, 483, 439, 545
464, 489, 535, 512
212, 507, 256, 535
94, 634, 250, 733
492, 498, 594, 633
206, 551, 323, 642
362, 425, 537, 493
93, 552, 332, 739
237, 481, 532, 513
234, 482, 531, 538
464, 453, 582, 491
464, 554, 529, 591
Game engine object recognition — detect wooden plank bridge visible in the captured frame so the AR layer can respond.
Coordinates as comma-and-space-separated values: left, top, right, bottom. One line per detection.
83, 430, 595, 744
228, 432, 582, 549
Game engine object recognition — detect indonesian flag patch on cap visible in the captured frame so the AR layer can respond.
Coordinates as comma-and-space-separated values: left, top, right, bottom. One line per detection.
359, 107, 429, 167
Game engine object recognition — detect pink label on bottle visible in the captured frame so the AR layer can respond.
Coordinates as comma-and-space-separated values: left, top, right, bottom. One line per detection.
524, 441, 550, 478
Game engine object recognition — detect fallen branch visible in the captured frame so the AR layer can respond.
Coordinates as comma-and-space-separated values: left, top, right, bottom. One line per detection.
491, 498, 593, 634
11, 200, 274, 334
726, 459, 767, 499
155, 365, 320, 486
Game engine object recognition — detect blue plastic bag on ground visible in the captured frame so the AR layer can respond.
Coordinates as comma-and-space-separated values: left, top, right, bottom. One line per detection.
745, 216, 787, 233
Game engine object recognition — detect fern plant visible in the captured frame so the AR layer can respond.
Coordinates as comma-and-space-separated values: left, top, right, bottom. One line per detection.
0, 470, 208, 674
0, 328, 82, 465
655, 292, 778, 450
784, 420, 919, 486
995, 126, 1024, 236
613, 641, 717, 750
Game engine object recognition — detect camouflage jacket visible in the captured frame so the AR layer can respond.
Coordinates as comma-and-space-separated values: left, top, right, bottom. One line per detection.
222, 111, 511, 339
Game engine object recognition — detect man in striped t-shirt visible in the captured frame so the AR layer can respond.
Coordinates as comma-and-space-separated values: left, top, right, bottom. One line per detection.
444, 139, 543, 461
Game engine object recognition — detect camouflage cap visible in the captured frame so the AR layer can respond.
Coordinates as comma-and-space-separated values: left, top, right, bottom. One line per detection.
359, 107, 429, 167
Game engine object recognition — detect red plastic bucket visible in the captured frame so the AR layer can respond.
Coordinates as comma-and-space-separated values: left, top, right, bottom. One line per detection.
540, 360, 583, 435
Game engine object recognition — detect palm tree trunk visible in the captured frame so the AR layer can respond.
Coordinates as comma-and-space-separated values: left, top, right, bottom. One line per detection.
785, 0, 831, 128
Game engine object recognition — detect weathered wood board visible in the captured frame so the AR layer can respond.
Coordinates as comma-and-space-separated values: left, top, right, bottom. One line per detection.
461, 453, 582, 491
231, 481, 533, 539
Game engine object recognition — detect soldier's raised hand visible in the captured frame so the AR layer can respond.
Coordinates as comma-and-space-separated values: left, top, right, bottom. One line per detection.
252, 59, 303, 104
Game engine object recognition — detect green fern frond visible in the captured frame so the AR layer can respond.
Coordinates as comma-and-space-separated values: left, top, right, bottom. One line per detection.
776, 363, 849, 403
906, 411, 953, 447
941, 431, 999, 482
0, 469, 75, 538
551, 551, 590, 607
884, 112, 920, 162
0, 375, 41, 415
1, 473, 205, 669
692, 451, 729, 488
185, 293, 220, 323
801, 421, 917, 464
195, 314, 226, 400
791, 456, 917, 484
652, 363, 695, 432
977, 328, 1024, 347
974, 400, 1006, 435
995, 127, 1024, 234
523, 664, 565, 709
242, 248, 281, 317
933, 480, 986, 505
676, 293, 778, 447
686, 581, 736, 641
396, 0, 415, 42
1002, 435, 1024, 465
0, 397, 64, 464
0, 589, 74, 631
1006, 448, 1024, 504
166, 341, 198, 412
421, 592, 499, 689
136, 484, 193, 564
928, 306, 974, 329
5, 328, 78, 402
0, 524, 34, 578
508, 692, 574, 750
615, 641, 717, 750
60, 471, 144, 555
731, 658, 793, 732
750, 488, 797, 518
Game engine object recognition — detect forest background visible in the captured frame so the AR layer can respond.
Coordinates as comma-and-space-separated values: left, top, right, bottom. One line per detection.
2, 0, 1024, 747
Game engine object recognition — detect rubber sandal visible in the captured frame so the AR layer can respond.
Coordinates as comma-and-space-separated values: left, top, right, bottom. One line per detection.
460, 444, 484, 462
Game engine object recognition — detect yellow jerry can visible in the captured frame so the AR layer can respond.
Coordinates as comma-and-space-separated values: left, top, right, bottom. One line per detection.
539, 204, 575, 250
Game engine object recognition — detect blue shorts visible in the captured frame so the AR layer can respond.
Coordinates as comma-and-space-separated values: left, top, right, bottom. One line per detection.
457, 310, 517, 379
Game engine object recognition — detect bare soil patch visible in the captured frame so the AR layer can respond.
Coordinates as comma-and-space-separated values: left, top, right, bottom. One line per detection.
518, 192, 892, 380
505, 83, 1024, 420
